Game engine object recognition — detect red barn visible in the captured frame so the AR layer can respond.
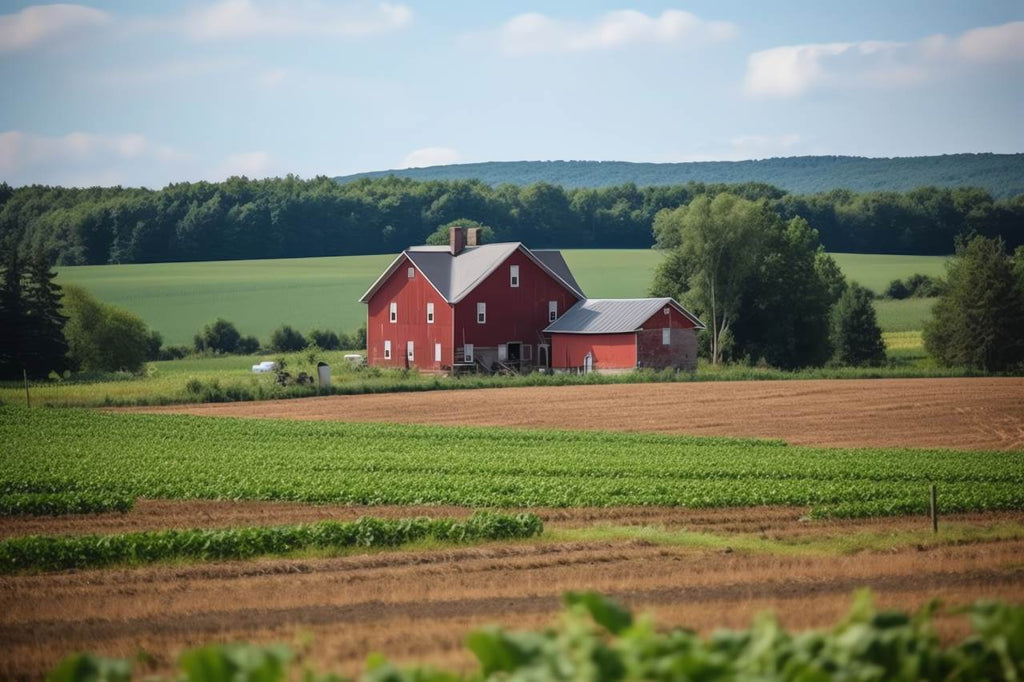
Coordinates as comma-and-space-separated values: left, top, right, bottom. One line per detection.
360, 226, 704, 373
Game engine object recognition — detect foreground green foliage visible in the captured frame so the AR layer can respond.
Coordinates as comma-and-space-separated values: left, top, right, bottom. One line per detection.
48, 591, 1024, 681
0, 512, 542, 572
2, 407, 1021, 518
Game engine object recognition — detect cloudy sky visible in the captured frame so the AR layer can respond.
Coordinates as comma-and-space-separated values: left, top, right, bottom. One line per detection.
1, 0, 1022, 187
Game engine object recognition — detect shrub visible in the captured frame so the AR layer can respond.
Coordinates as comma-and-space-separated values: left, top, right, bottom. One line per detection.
834, 283, 886, 367
63, 286, 152, 373
237, 335, 261, 354
308, 329, 341, 350
194, 318, 241, 354
269, 325, 307, 352
885, 279, 911, 299
145, 330, 163, 360
157, 345, 190, 361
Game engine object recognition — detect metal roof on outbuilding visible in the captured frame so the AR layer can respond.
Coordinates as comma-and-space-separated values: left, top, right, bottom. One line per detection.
544, 298, 705, 334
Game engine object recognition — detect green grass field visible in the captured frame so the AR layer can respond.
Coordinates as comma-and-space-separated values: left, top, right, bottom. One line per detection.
56, 251, 948, 345
2, 407, 1021, 518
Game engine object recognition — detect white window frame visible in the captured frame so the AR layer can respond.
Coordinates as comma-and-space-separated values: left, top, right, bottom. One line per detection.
389, 302, 397, 323
434, 342, 442, 362
498, 344, 507, 362
464, 343, 474, 363
384, 340, 391, 359
510, 265, 520, 288
407, 340, 414, 361
426, 302, 434, 324
477, 302, 486, 324
662, 328, 671, 345
548, 300, 558, 322
407, 267, 415, 279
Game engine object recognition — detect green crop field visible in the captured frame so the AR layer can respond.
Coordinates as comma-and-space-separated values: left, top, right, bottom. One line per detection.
2, 407, 1020, 519
56, 251, 948, 345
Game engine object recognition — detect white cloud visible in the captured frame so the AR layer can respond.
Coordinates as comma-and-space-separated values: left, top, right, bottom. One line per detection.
399, 147, 461, 168
185, 0, 411, 40
745, 21, 1024, 98
212, 151, 274, 179
0, 130, 189, 186
258, 67, 288, 87
493, 9, 736, 55
0, 3, 109, 52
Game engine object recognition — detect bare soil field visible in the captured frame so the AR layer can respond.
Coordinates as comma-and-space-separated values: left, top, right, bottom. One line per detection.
2, 508, 1022, 679
128, 377, 1024, 450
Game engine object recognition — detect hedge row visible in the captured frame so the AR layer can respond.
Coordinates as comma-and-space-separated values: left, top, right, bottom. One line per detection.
0, 512, 543, 572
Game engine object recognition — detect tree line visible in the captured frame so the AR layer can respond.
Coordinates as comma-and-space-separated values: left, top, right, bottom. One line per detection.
0, 176, 1021, 266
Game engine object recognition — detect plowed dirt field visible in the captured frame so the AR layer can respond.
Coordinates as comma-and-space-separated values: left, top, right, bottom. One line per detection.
2, 504, 1022, 679
128, 377, 1024, 450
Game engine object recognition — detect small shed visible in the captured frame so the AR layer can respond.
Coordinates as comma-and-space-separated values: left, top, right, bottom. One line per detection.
544, 298, 704, 373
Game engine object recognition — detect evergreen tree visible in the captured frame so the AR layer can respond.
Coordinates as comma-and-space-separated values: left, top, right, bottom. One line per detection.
21, 251, 70, 378
833, 283, 886, 366
923, 236, 1024, 371
0, 252, 25, 380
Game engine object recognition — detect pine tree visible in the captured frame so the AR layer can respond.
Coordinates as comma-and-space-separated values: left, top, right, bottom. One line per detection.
21, 251, 70, 378
0, 252, 26, 380
833, 283, 886, 367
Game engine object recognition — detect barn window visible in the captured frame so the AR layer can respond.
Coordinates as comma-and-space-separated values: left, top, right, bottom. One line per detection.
464, 344, 474, 362
407, 340, 414, 361
477, 302, 486, 324
434, 342, 441, 362
510, 265, 520, 288
548, 300, 558, 322
389, 302, 397, 323
407, 267, 415, 279
384, 340, 391, 359
426, 302, 434, 324
662, 328, 671, 345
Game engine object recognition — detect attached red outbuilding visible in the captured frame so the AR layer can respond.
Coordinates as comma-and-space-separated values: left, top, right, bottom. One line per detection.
545, 298, 704, 373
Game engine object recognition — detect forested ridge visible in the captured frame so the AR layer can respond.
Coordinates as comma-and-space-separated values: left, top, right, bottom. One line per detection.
0, 176, 1021, 266
337, 154, 1024, 197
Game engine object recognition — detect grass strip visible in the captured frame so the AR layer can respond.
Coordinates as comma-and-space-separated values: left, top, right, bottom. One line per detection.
0, 492, 134, 516
0, 512, 542, 573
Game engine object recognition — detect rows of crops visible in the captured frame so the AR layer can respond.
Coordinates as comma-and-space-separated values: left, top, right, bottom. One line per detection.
2, 407, 1022, 518
0, 512, 543, 572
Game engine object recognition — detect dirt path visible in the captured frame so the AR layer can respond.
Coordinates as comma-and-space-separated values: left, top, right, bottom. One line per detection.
3, 499, 1021, 540
126, 378, 1024, 450
3, 526, 1021, 679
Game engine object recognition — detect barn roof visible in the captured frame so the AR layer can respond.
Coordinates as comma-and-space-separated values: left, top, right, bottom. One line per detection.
359, 243, 586, 303
544, 298, 705, 334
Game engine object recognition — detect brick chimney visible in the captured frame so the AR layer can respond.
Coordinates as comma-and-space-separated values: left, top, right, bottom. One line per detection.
450, 225, 467, 255
466, 227, 482, 247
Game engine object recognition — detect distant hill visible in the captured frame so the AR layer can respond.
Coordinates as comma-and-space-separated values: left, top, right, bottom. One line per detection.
336, 154, 1024, 197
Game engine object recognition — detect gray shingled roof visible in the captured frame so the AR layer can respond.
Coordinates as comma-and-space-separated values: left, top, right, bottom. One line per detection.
359, 243, 586, 303
544, 298, 705, 334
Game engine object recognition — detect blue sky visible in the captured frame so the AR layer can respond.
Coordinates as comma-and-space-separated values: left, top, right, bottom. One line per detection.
1, 0, 1022, 187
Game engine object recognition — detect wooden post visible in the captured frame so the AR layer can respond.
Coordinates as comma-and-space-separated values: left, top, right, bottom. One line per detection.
929, 484, 938, 534
23, 369, 30, 408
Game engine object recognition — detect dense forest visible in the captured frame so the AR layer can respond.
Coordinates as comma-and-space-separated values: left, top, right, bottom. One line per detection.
337, 154, 1024, 197
0, 177, 1021, 266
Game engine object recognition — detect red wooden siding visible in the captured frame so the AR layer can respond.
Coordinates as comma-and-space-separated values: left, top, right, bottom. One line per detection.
550, 333, 637, 370
637, 305, 698, 332
453, 249, 580, 351
366, 256, 452, 370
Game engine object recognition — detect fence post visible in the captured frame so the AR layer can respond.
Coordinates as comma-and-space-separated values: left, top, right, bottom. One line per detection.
929, 484, 938, 534
23, 369, 30, 408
